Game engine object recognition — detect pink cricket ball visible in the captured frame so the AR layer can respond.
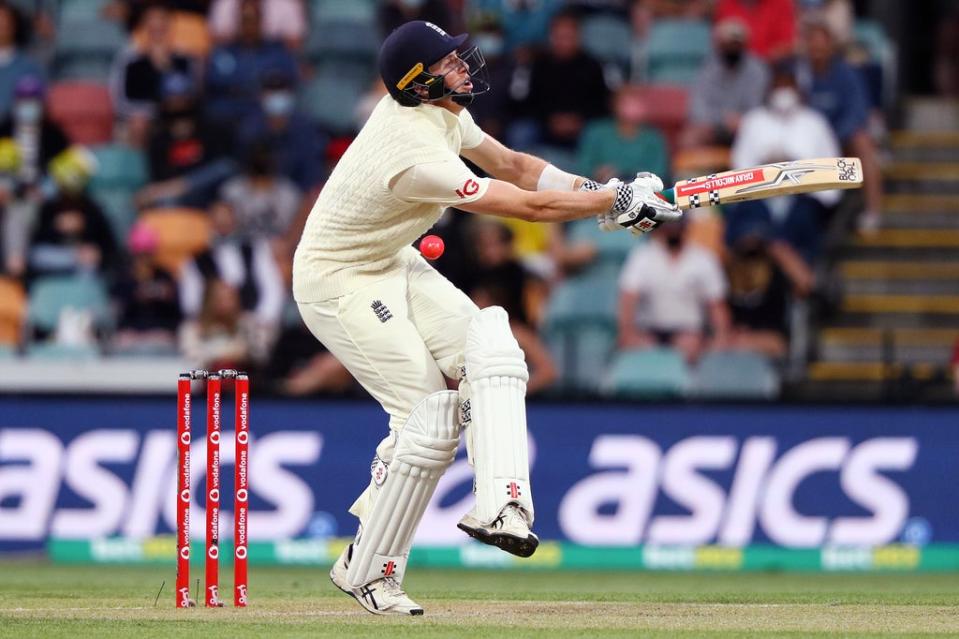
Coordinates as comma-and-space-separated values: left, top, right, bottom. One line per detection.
420, 234, 445, 260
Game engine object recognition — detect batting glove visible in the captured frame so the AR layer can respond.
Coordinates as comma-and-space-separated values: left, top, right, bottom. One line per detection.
610, 172, 682, 235
580, 177, 624, 231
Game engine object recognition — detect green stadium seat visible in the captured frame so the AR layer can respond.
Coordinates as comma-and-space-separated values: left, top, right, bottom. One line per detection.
306, 19, 379, 64
546, 323, 617, 394
27, 275, 111, 333
565, 218, 641, 267
690, 350, 780, 400
544, 271, 619, 330
603, 347, 689, 398
310, 0, 376, 23
89, 144, 149, 242
646, 19, 711, 86
299, 61, 373, 134
581, 14, 632, 67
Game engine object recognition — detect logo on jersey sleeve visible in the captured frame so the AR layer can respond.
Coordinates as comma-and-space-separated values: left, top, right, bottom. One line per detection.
455, 179, 479, 198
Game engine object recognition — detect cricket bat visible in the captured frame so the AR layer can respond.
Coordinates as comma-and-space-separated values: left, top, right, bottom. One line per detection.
657, 157, 863, 210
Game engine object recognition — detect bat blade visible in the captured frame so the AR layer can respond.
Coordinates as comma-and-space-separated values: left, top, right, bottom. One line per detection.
659, 157, 863, 210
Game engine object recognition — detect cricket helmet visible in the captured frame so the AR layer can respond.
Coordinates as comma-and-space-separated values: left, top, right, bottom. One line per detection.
379, 20, 489, 107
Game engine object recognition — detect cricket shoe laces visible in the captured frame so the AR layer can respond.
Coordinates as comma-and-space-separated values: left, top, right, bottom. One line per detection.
457, 503, 539, 558
329, 544, 424, 616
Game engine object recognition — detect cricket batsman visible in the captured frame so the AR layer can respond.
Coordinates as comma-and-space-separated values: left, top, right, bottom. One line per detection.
292, 20, 681, 615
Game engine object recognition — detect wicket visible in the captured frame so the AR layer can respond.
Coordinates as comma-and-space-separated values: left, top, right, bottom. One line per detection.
176, 369, 250, 608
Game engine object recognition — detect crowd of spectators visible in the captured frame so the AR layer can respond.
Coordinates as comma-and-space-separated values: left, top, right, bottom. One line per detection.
0, 0, 903, 397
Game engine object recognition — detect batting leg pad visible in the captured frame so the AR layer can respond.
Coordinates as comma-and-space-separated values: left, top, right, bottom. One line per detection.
346, 391, 461, 588
463, 306, 534, 525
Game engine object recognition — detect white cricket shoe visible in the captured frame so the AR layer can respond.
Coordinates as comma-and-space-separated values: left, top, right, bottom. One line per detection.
329, 544, 424, 616
457, 504, 539, 558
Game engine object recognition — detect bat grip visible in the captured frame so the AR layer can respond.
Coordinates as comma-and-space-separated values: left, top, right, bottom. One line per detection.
655, 188, 676, 205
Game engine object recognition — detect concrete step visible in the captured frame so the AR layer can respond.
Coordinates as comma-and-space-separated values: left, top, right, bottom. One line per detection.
842, 294, 959, 315
890, 131, 959, 162
807, 361, 950, 382
851, 229, 959, 248
882, 194, 959, 213
843, 279, 959, 295
885, 162, 959, 194
817, 328, 959, 365
840, 261, 959, 280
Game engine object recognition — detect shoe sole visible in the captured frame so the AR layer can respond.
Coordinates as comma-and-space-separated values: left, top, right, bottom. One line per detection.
457, 522, 539, 558
329, 572, 424, 616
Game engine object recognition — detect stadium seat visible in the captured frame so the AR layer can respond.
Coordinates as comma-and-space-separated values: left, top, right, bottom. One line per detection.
634, 85, 688, 152
46, 82, 114, 145
311, 0, 377, 23
546, 323, 617, 394
646, 19, 712, 86
690, 350, 780, 400
299, 61, 372, 134
139, 208, 211, 276
89, 144, 149, 243
26, 274, 111, 333
0, 276, 25, 346
544, 271, 619, 330
581, 14, 632, 68
306, 19, 379, 64
603, 347, 690, 398
131, 11, 211, 58
565, 217, 639, 267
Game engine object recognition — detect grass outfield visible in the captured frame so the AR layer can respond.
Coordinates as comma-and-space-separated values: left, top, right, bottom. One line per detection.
1, 562, 958, 638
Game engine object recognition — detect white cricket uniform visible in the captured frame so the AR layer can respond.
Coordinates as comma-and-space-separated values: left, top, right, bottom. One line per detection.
292, 95, 490, 484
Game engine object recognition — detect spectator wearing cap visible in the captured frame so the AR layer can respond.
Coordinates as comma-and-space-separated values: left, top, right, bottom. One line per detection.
512, 9, 609, 150
727, 64, 840, 263
618, 219, 731, 364
715, 0, 796, 61
209, 0, 307, 51
205, 0, 298, 122
577, 84, 670, 185
112, 221, 182, 354
797, 18, 883, 232
110, 1, 197, 119
0, 76, 69, 276
238, 73, 326, 192
138, 72, 236, 208
680, 18, 769, 149
0, 2, 42, 121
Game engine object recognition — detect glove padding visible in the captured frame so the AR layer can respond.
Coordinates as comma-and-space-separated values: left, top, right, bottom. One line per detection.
610, 172, 682, 235
580, 177, 623, 231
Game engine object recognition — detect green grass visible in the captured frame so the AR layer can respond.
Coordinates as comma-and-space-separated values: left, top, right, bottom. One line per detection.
1, 561, 958, 638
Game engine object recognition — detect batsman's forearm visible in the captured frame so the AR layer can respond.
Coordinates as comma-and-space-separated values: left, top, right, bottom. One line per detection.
524, 188, 615, 222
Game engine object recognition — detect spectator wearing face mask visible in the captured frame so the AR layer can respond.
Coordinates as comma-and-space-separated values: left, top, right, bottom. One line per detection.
577, 84, 670, 185
0, 76, 69, 276
0, 2, 42, 121
680, 18, 769, 149
205, 0, 298, 122
218, 140, 302, 243
618, 219, 731, 364
727, 63, 840, 263
459, 18, 515, 141
238, 73, 325, 192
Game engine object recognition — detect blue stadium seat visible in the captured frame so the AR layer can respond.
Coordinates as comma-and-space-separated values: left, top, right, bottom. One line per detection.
565, 218, 640, 267
299, 61, 373, 134
603, 347, 689, 398
306, 19, 380, 64
646, 19, 711, 86
544, 271, 619, 330
310, 0, 377, 23
89, 144, 149, 243
690, 350, 780, 400
581, 14, 632, 68
546, 323, 616, 394
27, 275, 111, 333
52, 15, 126, 81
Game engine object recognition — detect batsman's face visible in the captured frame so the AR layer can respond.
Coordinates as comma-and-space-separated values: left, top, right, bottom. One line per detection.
430, 51, 472, 94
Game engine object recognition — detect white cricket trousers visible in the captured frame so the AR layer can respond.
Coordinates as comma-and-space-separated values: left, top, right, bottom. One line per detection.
297, 250, 478, 519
